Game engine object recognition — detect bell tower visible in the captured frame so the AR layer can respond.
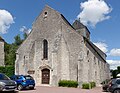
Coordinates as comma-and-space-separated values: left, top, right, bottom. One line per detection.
72, 20, 90, 40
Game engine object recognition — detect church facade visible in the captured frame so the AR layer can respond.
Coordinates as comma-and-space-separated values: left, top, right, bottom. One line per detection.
15, 5, 110, 87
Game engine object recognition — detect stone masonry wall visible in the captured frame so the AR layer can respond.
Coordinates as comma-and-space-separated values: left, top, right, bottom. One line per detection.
0, 41, 4, 66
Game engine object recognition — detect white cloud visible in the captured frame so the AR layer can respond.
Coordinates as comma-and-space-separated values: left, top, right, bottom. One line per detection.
20, 26, 31, 34
0, 9, 14, 34
94, 42, 108, 53
107, 60, 120, 70
77, 0, 112, 27
109, 49, 120, 56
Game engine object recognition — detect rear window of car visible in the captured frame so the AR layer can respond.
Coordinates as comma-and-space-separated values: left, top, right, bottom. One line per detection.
16, 76, 23, 79
24, 76, 33, 80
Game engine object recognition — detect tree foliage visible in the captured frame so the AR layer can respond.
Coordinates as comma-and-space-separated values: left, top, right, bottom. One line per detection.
117, 66, 120, 73
0, 66, 14, 77
111, 66, 120, 78
14, 34, 23, 46
0, 33, 28, 76
4, 33, 27, 66
4, 43, 18, 65
23, 33, 28, 40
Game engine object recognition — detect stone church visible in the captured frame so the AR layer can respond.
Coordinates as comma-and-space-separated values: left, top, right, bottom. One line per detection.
15, 5, 110, 87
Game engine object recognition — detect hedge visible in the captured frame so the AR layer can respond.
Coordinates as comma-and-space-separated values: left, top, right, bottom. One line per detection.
82, 82, 96, 89
58, 80, 78, 88
0, 66, 14, 77
82, 83, 90, 89
90, 82, 96, 88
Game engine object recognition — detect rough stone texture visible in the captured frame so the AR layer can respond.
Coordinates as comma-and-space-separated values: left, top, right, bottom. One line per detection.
0, 40, 5, 66
15, 5, 110, 87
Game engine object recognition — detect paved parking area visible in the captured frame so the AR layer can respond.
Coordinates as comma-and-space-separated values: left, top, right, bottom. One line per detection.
19, 86, 109, 93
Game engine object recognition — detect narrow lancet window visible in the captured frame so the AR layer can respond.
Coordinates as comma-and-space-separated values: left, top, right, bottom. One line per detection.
43, 39, 48, 59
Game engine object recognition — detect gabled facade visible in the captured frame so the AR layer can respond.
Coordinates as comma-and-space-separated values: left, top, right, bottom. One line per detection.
15, 5, 110, 87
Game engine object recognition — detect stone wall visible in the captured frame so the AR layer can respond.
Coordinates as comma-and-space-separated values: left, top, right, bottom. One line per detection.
0, 41, 4, 66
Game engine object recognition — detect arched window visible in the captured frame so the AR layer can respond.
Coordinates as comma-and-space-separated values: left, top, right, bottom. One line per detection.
43, 39, 48, 59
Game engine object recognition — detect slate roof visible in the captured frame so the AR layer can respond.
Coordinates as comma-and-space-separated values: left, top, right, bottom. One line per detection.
84, 37, 107, 62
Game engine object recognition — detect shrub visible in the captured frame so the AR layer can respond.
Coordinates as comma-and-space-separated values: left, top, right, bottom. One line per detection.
82, 82, 96, 89
82, 83, 90, 89
90, 82, 96, 88
58, 80, 78, 88
0, 66, 14, 77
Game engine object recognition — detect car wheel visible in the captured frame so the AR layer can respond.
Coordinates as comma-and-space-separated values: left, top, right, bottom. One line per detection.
106, 87, 109, 92
17, 84, 23, 90
113, 89, 120, 93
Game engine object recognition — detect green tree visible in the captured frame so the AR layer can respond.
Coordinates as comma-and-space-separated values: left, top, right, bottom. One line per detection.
2, 33, 28, 75
117, 66, 120, 73
4, 43, 18, 65
23, 33, 28, 40
4, 34, 25, 66
14, 34, 23, 46
112, 70, 118, 78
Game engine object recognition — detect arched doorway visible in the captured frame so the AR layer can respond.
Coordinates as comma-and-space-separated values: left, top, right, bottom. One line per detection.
42, 69, 50, 84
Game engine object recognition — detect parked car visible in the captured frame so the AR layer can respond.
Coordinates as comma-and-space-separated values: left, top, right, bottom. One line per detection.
10, 75, 35, 90
102, 79, 113, 92
0, 73, 17, 91
108, 78, 120, 93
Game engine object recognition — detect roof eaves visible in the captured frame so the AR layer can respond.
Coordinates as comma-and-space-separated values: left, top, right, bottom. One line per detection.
60, 14, 75, 30
84, 37, 107, 63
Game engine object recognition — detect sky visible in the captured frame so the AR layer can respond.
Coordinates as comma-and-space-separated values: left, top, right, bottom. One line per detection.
0, 0, 120, 70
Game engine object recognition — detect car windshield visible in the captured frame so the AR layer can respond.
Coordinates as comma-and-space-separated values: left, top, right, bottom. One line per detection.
0, 74, 10, 80
116, 79, 120, 84
24, 76, 33, 80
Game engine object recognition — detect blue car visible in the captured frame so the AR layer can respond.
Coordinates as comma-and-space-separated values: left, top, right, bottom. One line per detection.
10, 75, 35, 90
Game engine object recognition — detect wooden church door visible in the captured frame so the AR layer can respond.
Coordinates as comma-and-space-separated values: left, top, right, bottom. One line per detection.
42, 69, 50, 84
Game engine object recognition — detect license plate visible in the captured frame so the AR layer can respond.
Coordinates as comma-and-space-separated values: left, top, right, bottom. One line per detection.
29, 85, 33, 87
8, 86, 15, 88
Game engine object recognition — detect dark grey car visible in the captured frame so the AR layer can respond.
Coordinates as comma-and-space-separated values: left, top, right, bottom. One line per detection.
0, 73, 17, 91
108, 78, 120, 93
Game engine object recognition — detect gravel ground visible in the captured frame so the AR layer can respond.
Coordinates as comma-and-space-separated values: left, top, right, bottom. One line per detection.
19, 86, 110, 93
